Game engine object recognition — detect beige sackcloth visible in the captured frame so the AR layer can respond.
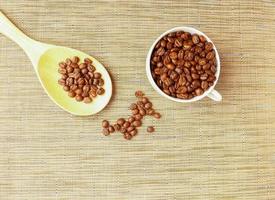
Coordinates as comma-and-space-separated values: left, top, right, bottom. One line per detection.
0, 1, 274, 199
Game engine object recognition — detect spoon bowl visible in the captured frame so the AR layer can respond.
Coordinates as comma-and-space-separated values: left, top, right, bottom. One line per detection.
0, 11, 112, 116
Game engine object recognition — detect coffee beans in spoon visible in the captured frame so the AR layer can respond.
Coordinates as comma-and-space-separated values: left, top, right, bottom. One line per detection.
150, 31, 217, 99
58, 56, 105, 103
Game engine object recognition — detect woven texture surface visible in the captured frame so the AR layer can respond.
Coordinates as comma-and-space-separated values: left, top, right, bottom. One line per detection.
0, 0, 275, 199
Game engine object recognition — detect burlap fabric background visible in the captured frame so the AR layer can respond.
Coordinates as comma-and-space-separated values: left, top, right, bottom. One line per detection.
0, 0, 274, 199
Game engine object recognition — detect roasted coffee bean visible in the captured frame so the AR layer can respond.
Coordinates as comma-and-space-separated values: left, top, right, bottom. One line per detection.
113, 124, 121, 131
127, 126, 135, 133
177, 93, 189, 99
186, 75, 192, 82
205, 42, 213, 51
203, 63, 210, 70
134, 114, 143, 120
132, 109, 139, 115
59, 62, 66, 68
147, 109, 155, 115
183, 40, 193, 50
160, 40, 166, 47
199, 35, 206, 42
141, 97, 149, 104
128, 116, 135, 123
153, 113, 161, 119
120, 127, 127, 134
144, 102, 152, 109
75, 88, 82, 95
123, 121, 130, 129
135, 90, 144, 97
89, 90, 97, 98
97, 88, 105, 95
83, 97, 92, 103
200, 73, 208, 80
177, 86, 187, 94
129, 103, 137, 110
71, 56, 79, 63
210, 65, 216, 73
94, 73, 101, 79
192, 34, 200, 44
147, 126, 155, 133
195, 88, 204, 96
108, 125, 115, 133
102, 120, 109, 128
79, 63, 87, 69
102, 128, 110, 136
124, 133, 132, 140
191, 73, 200, 80
117, 118, 125, 126
201, 81, 209, 90
58, 68, 66, 74
63, 85, 70, 91
208, 75, 216, 82
137, 101, 144, 107
132, 120, 142, 127
206, 51, 215, 60
84, 58, 92, 64
166, 63, 175, 70
68, 91, 76, 98
139, 107, 146, 116
65, 58, 72, 65
192, 80, 201, 89
58, 79, 66, 86
75, 95, 83, 102
130, 129, 138, 136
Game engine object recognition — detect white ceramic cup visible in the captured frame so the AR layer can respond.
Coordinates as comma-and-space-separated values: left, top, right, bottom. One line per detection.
146, 26, 222, 102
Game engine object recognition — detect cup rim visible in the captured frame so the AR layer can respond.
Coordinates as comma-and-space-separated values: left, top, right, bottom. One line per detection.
146, 26, 221, 102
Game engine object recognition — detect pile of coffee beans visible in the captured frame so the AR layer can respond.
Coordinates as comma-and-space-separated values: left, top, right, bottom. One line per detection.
101, 91, 160, 140
58, 56, 105, 103
150, 31, 217, 99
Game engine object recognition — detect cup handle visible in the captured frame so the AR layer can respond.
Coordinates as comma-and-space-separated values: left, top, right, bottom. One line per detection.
207, 89, 222, 101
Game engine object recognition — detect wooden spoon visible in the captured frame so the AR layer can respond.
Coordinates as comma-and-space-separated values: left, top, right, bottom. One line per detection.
0, 11, 112, 116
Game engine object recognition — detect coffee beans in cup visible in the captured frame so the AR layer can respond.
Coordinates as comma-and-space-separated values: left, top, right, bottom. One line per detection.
150, 31, 217, 99
101, 91, 161, 140
58, 56, 105, 103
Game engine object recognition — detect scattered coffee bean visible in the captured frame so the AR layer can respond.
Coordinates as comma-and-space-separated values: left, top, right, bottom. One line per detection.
135, 90, 144, 97
150, 31, 217, 99
127, 126, 135, 133
128, 116, 135, 123
134, 114, 143, 120
132, 109, 139, 115
117, 118, 125, 126
101, 91, 161, 140
113, 124, 121, 131
132, 120, 142, 127
130, 129, 138, 136
147, 126, 155, 133
108, 125, 115, 133
120, 127, 127, 134
124, 133, 132, 140
102, 128, 110, 136
123, 121, 131, 128
57, 56, 105, 103
102, 120, 109, 128
129, 103, 137, 110
153, 112, 161, 119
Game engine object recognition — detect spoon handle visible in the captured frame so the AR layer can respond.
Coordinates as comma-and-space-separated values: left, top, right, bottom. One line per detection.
0, 11, 51, 67
0, 11, 36, 51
